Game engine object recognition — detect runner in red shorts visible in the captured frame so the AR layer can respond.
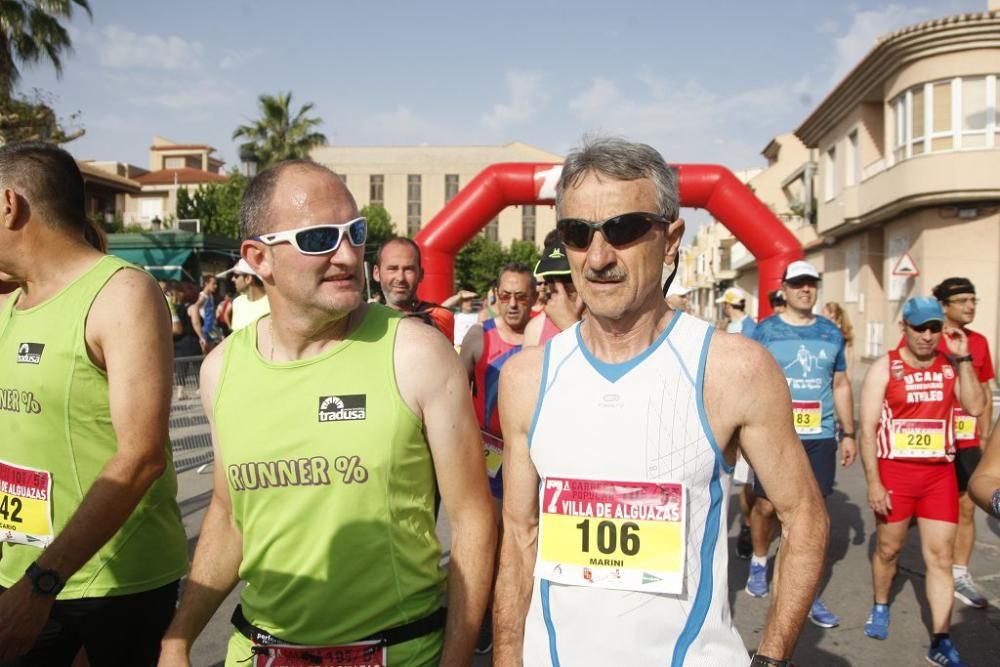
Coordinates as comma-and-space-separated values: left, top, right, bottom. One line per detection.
859, 297, 986, 666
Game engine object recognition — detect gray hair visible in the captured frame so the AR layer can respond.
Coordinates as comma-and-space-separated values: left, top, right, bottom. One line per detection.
555, 136, 679, 221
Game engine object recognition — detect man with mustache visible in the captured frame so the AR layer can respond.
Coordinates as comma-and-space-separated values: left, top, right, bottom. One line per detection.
373, 237, 454, 340
494, 136, 827, 666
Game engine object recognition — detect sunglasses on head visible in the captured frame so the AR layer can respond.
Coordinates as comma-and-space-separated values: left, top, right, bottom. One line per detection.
556, 212, 671, 250
253, 217, 367, 255
907, 321, 943, 334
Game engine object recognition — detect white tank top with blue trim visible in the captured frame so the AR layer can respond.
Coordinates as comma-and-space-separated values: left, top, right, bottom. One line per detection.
523, 312, 749, 666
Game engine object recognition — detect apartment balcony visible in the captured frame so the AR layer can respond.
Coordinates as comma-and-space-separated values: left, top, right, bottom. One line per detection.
818, 148, 1000, 234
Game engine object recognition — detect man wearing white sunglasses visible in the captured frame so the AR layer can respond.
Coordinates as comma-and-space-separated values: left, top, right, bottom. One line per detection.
159, 160, 496, 667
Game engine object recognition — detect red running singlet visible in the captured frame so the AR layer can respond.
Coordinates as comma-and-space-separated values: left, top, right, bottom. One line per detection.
472, 318, 522, 437
877, 349, 957, 463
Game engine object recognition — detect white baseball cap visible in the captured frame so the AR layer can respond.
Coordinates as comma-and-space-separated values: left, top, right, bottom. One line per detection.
783, 260, 820, 282
217, 258, 258, 278
665, 281, 691, 298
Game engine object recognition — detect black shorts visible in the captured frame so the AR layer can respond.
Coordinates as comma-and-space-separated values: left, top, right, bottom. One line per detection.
1, 580, 179, 667
955, 446, 982, 494
754, 437, 837, 499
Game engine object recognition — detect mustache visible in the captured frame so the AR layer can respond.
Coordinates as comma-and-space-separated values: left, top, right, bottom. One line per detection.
584, 266, 627, 281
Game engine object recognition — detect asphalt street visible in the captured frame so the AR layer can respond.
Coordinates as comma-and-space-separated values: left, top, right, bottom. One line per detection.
170, 394, 1000, 666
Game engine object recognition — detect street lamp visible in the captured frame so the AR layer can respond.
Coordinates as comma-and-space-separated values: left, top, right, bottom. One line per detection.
239, 145, 258, 179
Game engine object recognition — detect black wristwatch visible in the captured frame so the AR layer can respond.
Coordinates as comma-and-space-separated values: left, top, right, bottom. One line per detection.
25, 562, 65, 597
751, 654, 791, 667
841, 431, 857, 439
954, 354, 973, 363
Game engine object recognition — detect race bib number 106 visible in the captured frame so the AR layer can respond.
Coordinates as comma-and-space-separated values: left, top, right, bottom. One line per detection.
534, 477, 686, 594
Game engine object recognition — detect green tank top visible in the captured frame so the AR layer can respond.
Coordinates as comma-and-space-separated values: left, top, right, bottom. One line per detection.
215, 304, 445, 651
0, 255, 188, 598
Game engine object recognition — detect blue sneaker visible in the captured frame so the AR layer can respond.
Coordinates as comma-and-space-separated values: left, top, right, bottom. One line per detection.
926, 637, 968, 666
864, 603, 889, 639
808, 597, 839, 628
745, 561, 769, 597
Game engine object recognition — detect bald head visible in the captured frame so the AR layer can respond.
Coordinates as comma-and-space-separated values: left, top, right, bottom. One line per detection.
239, 160, 355, 239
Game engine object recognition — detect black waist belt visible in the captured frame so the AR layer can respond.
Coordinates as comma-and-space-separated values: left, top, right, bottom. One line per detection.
231, 604, 446, 648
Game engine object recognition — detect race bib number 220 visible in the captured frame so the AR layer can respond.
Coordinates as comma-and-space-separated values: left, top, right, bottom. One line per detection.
534, 477, 686, 594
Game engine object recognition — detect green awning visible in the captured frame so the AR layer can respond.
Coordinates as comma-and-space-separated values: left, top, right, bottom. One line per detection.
110, 248, 193, 280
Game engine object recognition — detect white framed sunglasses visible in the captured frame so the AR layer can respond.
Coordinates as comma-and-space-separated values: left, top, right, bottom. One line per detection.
253, 217, 367, 255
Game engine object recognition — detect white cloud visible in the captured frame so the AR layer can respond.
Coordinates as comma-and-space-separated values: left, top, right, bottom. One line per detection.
816, 18, 840, 35
86, 25, 205, 71
135, 78, 244, 112
481, 71, 550, 132
355, 106, 439, 143
828, 5, 935, 83
566, 71, 814, 167
219, 48, 264, 70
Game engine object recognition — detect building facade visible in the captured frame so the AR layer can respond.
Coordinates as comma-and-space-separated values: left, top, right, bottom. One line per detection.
796, 9, 1000, 377
310, 142, 563, 247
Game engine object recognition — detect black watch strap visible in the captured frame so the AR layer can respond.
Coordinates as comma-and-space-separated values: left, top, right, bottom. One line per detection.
25, 562, 65, 596
841, 431, 856, 439
751, 654, 791, 667
954, 354, 973, 363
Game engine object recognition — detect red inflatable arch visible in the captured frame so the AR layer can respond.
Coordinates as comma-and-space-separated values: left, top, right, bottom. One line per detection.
414, 163, 802, 318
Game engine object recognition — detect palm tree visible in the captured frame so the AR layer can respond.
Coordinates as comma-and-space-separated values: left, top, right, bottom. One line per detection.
0, 0, 92, 100
233, 92, 328, 168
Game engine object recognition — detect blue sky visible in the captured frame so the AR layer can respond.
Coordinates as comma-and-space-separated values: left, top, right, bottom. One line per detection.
18, 1, 987, 192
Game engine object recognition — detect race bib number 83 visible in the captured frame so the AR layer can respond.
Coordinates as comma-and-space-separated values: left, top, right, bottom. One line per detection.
534, 477, 686, 594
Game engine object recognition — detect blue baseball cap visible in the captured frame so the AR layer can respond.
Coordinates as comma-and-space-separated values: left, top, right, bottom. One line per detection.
902, 296, 944, 326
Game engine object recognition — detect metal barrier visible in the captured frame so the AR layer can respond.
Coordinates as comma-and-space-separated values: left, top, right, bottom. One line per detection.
170, 355, 214, 474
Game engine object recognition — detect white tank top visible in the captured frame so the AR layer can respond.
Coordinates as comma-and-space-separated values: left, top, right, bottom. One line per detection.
523, 312, 749, 666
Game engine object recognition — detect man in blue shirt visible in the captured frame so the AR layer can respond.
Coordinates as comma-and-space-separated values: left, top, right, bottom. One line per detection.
717, 287, 757, 337
746, 260, 857, 629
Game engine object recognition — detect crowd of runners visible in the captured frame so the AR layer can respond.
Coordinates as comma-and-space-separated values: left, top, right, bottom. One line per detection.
0, 138, 997, 666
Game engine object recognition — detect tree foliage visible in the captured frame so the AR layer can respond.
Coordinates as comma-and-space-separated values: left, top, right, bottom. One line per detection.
0, 0, 91, 100
176, 171, 248, 239
455, 235, 541, 296
0, 88, 82, 143
360, 204, 395, 261
232, 92, 327, 168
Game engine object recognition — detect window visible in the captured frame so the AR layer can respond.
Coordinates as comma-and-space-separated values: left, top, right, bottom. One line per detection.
485, 217, 499, 242
845, 130, 860, 187
369, 175, 384, 205
931, 81, 952, 151
445, 174, 459, 202
406, 175, 421, 236
164, 156, 186, 169
962, 77, 987, 148
890, 75, 998, 162
844, 243, 860, 303
824, 146, 837, 201
521, 205, 536, 242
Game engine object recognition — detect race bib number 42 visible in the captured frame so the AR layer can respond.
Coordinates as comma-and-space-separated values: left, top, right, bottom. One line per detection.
890, 419, 947, 458
534, 477, 685, 594
0, 459, 53, 547
792, 400, 822, 435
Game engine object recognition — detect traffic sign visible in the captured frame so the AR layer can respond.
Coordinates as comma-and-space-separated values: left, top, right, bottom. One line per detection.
892, 252, 919, 277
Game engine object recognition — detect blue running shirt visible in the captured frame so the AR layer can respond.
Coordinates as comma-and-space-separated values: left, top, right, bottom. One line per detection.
752, 315, 846, 440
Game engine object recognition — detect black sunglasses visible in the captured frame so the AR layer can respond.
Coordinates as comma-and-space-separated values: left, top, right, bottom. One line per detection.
556, 212, 670, 250
784, 277, 819, 289
907, 321, 943, 334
